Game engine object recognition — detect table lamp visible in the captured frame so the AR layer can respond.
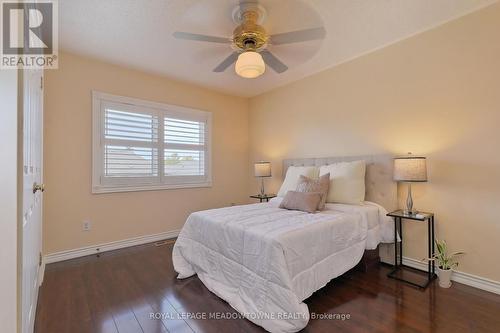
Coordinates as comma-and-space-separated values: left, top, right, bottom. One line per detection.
393, 153, 427, 215
254, 162, 271, 196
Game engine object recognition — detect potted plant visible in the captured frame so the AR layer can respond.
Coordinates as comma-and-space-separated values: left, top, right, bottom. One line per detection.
425, 239, 465, 288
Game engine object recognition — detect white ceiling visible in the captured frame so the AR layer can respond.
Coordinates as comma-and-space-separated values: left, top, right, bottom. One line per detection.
59, 0, 497, 97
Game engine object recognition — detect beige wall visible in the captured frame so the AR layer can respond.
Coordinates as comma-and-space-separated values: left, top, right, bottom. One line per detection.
45, 4, 500, 282
43, 52, 249, 254
249, 4, 500, 281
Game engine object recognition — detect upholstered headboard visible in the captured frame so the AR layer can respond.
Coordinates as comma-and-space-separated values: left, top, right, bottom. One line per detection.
283, 155, 397, 211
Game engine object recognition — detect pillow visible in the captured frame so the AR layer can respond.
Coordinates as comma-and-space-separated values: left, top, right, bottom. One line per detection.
296, 173, 330, 210
319, 160, 366, 205
279, 191, 322, 213
277, 166, 319, 197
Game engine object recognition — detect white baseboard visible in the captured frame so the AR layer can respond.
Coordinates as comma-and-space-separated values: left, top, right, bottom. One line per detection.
38, 258, 45, 286
43, 235, 500, 295
382, 256, 500, 295
44, 230, 180, 264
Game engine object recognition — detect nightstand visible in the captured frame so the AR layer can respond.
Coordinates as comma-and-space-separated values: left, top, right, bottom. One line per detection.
250, 194, 276, 203
387, 210, 437, 289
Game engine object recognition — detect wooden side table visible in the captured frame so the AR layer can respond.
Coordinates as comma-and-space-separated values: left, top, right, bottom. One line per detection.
387, 210, 437, 289
250, 194, 276, 203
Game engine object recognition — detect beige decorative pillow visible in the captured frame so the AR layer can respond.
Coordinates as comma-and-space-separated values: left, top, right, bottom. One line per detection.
279, 191, 322, 214
295, 173, 330, 210
319, 160, 366, 205
277, 166, 320, 197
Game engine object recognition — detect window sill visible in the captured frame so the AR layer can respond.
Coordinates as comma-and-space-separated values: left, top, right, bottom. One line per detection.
92, 181, 212, 194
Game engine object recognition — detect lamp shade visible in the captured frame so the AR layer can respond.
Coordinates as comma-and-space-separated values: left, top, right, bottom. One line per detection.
235, 51, 265, 79
394, 156, 427, 182
254, 162, 271, 177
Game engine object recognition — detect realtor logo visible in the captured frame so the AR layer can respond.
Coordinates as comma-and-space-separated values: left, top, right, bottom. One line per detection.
1, 0, 58, 69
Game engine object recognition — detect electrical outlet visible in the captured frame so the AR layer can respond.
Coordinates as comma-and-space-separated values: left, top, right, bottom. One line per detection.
83, 220, 91, 231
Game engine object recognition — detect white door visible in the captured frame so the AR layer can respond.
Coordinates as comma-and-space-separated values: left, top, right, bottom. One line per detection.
21, 69, 44, 333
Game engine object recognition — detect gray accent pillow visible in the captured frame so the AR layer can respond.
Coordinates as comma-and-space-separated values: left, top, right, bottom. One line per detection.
295, 173, 330, 210
279, 191, 322, 214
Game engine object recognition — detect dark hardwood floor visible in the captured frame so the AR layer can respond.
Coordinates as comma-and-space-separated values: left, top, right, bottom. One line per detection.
35, 240, 500, 333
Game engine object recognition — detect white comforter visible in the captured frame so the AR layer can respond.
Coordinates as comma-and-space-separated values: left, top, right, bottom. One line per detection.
173, 201, 392, 333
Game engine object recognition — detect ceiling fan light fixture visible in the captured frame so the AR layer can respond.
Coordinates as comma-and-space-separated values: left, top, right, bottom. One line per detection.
235, 51, 265, 78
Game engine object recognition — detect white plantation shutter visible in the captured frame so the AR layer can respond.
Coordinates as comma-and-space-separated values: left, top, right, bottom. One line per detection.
92, 92, 211, 193
164, 118, 207, 178
105, 145, 158, 177
102, 106, 159, 182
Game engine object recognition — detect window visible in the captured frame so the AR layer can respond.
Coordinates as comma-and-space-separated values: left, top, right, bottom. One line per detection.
92, 91, 211, 193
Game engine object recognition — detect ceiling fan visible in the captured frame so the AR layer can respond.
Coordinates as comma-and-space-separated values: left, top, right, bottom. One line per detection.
173, 0, 326, 79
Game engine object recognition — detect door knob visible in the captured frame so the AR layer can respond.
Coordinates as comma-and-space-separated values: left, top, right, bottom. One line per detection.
33, 183, 45, 194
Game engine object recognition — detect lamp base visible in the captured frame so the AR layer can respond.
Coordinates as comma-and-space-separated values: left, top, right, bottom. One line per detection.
403, 209, 418, 216
404, 183, 416, 216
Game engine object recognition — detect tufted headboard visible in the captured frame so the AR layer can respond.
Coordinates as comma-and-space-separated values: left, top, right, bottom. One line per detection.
283, 155, 397, 212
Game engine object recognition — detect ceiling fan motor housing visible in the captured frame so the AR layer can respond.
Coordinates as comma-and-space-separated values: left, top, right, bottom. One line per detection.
232, 7, 268, 51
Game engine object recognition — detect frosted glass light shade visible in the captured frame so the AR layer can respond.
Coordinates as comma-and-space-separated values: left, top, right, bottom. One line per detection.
394, 157, 427, 182
254, 162, 271, 177
235, 51, 265, 78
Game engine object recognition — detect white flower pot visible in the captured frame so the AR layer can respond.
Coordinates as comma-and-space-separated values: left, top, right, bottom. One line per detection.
438, 267, 452, 288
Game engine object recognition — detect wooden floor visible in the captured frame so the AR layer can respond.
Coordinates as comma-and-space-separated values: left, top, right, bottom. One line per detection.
35, 240, 500, 333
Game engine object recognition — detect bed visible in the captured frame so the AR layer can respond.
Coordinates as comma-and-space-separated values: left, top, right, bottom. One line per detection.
173, 155, 397, 332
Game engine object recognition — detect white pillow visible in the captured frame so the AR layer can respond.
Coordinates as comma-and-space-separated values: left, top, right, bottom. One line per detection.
277, 166, 319, 197
319, 160, 366, 205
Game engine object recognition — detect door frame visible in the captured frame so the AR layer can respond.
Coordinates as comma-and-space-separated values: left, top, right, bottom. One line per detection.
0, 67, 22, 333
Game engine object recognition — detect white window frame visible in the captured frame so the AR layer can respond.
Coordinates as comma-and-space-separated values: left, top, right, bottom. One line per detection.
92, 91, 212, 194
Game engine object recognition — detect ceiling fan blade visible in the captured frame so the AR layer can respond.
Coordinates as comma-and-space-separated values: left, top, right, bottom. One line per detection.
173, 31, 230, 44
213, 52, 239, 72
270, 27, 326, 45
240, 0, 258, 5
260, 50, 288, 73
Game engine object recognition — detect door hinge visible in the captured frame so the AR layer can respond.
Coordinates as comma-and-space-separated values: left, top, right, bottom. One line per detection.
39, 252, 42, 267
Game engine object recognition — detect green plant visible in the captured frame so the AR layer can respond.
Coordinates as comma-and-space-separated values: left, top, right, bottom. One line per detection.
424, 239, 465, 270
